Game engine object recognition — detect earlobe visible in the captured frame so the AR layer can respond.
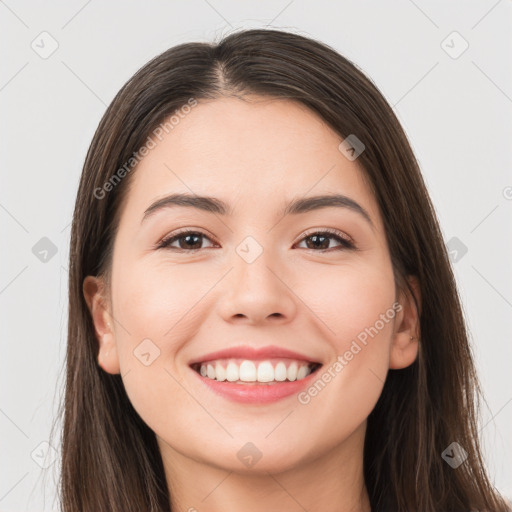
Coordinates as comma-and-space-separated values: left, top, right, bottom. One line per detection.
389, 276, 421, 370
83, 276, 121, 375
97, 344, 121, 374
389, 334, 419, 369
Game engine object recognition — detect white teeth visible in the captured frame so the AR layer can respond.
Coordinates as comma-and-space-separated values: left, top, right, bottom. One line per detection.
239, 360, 257, 382
296, 365, 308, 380
215, 362, 227, 382
274, 362, 287, 381
226, 362, 239, 382
197, 359, 315, 383
287, 362, 298, 381
257, 361, 274, 382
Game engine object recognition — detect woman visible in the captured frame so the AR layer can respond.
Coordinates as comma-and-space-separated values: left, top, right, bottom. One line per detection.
59, 28, 510, 511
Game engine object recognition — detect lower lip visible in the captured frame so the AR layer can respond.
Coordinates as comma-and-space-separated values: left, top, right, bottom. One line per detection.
191, 366, 321, 404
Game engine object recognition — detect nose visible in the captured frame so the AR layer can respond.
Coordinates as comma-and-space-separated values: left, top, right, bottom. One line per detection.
216, 247, 297, 325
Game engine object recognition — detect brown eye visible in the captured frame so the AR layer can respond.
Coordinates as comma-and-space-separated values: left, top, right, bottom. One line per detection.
295, 230, 355, 251
158, 230, 216, 251
157, 228, 355, 253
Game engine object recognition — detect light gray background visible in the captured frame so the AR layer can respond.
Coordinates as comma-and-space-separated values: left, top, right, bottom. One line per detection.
1, 1, 511, 510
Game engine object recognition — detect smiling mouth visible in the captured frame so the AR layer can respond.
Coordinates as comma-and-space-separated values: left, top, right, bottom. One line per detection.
190, 359, 322, 384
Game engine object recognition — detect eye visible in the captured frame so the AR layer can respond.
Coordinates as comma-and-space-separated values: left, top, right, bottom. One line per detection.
156, 228, 356, 252
157, 230, 217, 252
294, 228, 355, 252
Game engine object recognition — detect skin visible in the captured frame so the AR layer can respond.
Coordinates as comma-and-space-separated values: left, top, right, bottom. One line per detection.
84, 95, 421, 512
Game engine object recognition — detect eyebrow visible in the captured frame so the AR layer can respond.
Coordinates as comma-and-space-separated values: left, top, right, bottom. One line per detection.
142, 192, 374, 229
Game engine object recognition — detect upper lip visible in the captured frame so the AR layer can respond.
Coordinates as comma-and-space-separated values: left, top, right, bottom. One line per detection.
188, 345, 322, 366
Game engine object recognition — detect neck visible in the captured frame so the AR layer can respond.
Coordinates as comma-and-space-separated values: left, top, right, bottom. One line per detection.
158, 423, 371, 512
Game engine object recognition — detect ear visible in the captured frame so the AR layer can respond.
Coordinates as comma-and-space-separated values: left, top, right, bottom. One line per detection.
389, 275, 421, 370
83, 275, 120, 374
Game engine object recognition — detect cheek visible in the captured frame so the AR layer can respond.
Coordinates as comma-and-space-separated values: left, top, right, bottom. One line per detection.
301, 261, 396, 348
295, 263, 397, 425
108, 320, 193, 442
108, 261, 218, 431
294, 262, 396, 404
112, 260, 211, 350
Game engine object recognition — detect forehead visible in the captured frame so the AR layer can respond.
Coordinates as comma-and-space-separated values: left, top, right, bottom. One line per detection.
121, 95, 382, 229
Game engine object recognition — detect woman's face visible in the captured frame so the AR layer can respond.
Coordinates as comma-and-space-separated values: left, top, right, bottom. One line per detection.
85, 95, 419, 476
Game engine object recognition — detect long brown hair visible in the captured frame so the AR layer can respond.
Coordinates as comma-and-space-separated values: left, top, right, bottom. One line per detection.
58, 28, 510, 511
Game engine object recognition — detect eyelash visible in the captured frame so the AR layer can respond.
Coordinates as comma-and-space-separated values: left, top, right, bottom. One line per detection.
156, 228, 356, 253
